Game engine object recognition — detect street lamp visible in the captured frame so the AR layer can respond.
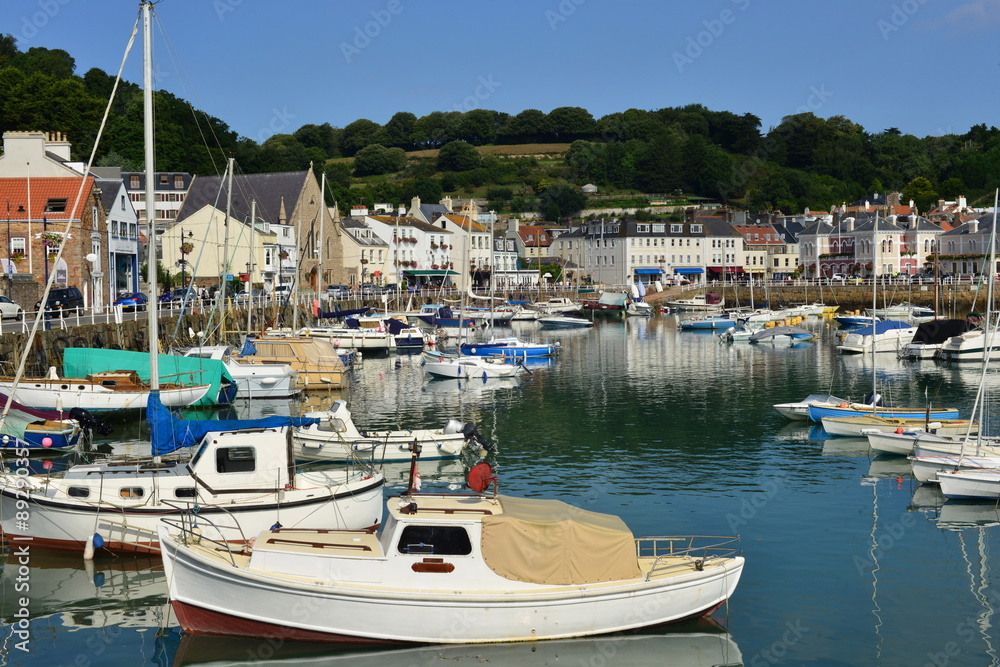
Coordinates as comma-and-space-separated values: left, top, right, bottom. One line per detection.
179, 229, 193, 294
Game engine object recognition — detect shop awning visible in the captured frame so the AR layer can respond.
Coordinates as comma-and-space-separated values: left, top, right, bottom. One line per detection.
403, 270, 460, 276
674, 268, 704, 274
634, 268, 664, 275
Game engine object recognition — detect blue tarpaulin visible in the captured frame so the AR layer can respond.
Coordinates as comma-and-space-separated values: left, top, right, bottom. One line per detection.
148, 391, 320, 456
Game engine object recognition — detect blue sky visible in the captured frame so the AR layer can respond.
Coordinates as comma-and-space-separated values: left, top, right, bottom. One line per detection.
4, 0, 997, 142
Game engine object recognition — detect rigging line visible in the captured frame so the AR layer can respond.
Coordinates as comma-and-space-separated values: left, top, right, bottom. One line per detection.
152, 17, 228, 177
0, 9, 142, 433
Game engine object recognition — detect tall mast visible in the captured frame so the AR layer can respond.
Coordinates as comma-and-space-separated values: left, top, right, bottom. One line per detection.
142, 1, 159, 393
248, 199, 255, 334
317, 171, 325, 292
871, 212, 878, 413
220, 157, 234, 315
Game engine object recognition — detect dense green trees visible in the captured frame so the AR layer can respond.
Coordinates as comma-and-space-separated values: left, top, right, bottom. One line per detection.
2, 33, 999, 219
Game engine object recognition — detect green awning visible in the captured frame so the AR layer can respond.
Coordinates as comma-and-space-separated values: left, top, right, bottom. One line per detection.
404, 270, 460, 276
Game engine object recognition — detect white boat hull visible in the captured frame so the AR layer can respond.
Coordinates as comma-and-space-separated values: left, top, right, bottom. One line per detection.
0, 381, 211, 411
423, 357, 520, 379
909, 455, 1000, 484
938, 470, 1000, 499
159, 527, 744, 644
293, 430, 468, 462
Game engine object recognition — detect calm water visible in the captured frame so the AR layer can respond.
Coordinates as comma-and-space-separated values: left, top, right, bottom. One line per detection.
3, 315, 1000, 666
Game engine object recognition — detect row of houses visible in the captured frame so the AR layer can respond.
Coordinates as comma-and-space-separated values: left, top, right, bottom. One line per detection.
0, 130, 995, 308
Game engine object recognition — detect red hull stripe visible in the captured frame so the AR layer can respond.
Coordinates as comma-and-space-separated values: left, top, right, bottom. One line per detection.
172, 600, 400, 644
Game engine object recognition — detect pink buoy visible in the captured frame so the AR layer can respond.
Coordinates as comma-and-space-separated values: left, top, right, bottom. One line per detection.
42, 437, 53, 448
42, 460, 53, 470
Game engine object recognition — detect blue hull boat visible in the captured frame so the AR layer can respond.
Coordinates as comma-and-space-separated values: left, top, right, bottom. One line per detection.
460, 337, 558, 358
807, 404, 961, 422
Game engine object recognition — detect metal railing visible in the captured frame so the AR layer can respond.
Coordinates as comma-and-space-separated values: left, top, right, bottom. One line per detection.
635, 535, 741, 582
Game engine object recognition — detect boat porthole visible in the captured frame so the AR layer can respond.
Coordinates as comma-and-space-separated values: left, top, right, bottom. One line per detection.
60, 385, 68, 390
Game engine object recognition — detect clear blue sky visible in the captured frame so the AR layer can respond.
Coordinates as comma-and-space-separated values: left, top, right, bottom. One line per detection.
4, 0, 996, 142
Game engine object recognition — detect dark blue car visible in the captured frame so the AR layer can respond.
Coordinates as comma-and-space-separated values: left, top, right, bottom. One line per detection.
113, 292, 148, 312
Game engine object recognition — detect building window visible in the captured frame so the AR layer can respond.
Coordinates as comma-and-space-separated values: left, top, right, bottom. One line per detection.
174, 175, 184, 189
10, 237, 25, 255
45, 198, 67, 213
130, 175, 140, 189
670, 224, 683, 233
690, 225, 702, 234
158, 174, 169, 185
653, 224, 665, 233
120, 195, 126, 211
636, 224, 649, 233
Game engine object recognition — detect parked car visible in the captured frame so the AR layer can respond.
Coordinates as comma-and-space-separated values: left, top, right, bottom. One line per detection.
170, 287, 199, 303
0, 295, 24, 321
325, 284, 349, 298
233, 289, 266, 304
381, 283, 401, 294
359, 283, 382, 297
113, 292, 148, 312
273, 285, 292, 299
34, 286, 84, 315
830, 273, 847, 283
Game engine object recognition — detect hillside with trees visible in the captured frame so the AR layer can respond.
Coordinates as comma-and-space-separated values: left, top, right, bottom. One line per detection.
2, 35, 999, 220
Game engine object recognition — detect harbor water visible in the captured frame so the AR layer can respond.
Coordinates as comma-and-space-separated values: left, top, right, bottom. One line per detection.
3, 314, 1000, 666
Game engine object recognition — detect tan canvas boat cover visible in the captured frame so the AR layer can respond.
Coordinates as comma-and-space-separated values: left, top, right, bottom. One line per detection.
481, 495, 641, 585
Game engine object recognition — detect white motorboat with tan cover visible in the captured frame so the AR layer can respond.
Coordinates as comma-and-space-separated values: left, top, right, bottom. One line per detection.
158, 460, 744, 644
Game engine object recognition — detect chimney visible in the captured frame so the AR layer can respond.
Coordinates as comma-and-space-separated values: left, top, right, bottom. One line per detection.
959, 195, 968, 209
441, 196, 453, 212
970, 218, 980, 234
844, 217, 854, 232
351, 204, 369, 217
409, 196, 421, 218
46, 131, 72, 161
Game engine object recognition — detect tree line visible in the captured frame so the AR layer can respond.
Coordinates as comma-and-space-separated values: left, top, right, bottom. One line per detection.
2, 36, 999, 219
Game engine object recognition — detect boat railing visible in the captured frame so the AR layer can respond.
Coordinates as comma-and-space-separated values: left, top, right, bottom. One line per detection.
161, 500, 249, 566
635, 535, 741, 581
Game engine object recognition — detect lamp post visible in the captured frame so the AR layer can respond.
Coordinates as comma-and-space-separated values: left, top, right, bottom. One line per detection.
179, 229, 193, 293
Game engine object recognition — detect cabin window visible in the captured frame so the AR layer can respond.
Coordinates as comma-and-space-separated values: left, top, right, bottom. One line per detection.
216, 446, 256, 473
120, 487, 144, 498
100, 380, 117, 387
397, 525, 472, 555
175, 487, 196, 498
68, 487, 89, 498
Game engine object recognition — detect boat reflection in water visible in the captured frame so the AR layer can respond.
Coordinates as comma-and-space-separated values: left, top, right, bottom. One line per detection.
0, 551, 173, 631
170, 622, 742, 666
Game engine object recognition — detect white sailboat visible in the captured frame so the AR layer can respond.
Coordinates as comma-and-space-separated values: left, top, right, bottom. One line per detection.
0, 2, 384, 555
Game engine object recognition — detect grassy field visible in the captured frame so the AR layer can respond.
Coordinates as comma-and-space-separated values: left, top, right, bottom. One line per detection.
330, 143, 571, 163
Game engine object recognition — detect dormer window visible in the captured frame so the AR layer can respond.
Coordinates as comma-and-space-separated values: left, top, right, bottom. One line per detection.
690, 224, 702, 234
45, 198, 67, 213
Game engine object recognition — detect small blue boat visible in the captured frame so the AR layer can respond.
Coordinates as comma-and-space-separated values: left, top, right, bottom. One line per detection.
460, 337, 558, 358
807, 403, 961, 422
679, 315, 737, 330
834, 314, 880, 327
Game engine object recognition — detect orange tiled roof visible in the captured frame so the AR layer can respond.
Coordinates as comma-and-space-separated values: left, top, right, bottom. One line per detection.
0, 177, 95, 220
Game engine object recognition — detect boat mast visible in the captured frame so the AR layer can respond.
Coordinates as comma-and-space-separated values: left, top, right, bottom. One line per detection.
317, 170, 325, 295
143, 1, 159, 395
870, 212, 881, 414
220, 157, 234, 326
247, 199, 255, 335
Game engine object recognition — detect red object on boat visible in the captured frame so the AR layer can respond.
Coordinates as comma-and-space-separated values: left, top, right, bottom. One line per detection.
467, 462, 495, 493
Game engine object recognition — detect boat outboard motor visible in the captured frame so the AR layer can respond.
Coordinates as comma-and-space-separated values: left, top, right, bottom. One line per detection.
462, 421, 493, 451
68, 407, 114, 436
